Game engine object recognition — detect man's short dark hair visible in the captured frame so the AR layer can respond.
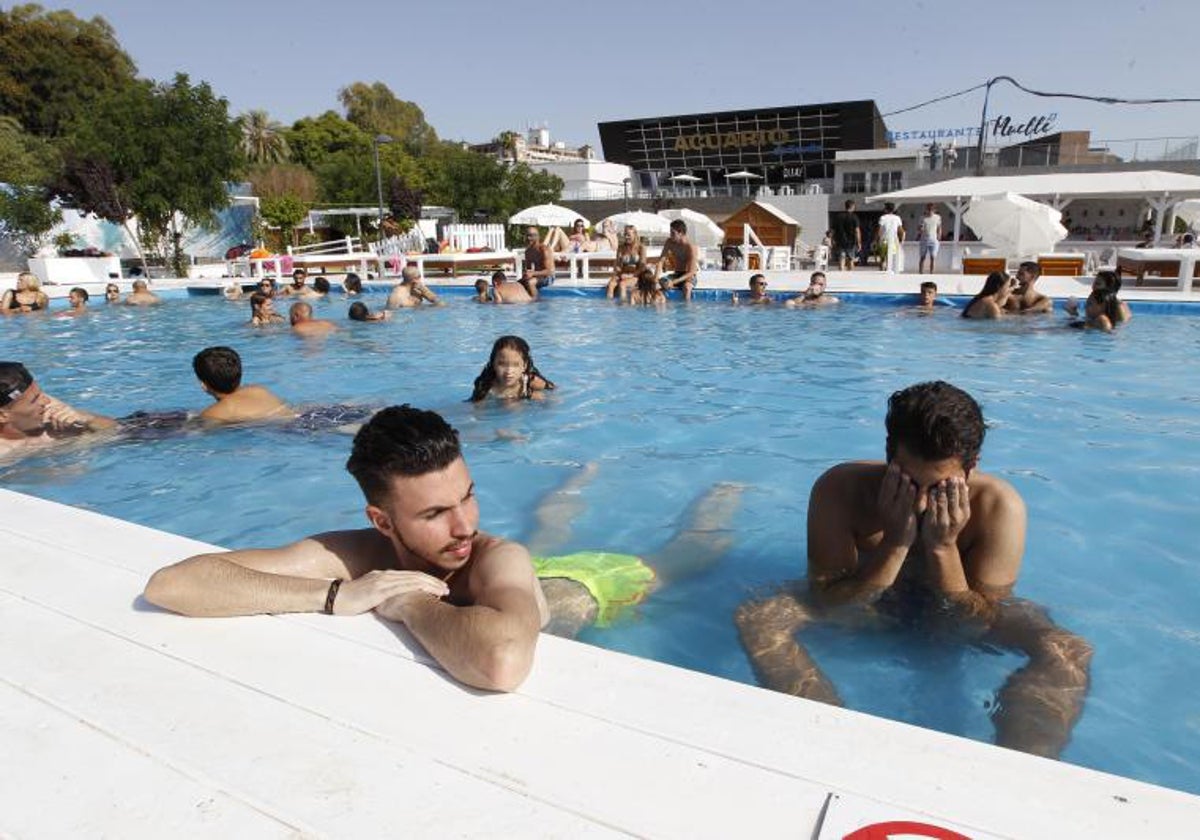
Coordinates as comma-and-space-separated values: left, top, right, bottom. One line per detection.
346, 405, 463, 505
0, 362, 34, 407
1018, 261, 1041, 277
885, 381, 985, 470
313, 276, 331, 294
920, 281, 938, 292
192, 346, 242, 394
844, 200, 855, 210
292, 268, 307, 278
883, 202, 896, 213
669, 219, 687, 235
348, 301, 369, 321
70, 287, 89, 301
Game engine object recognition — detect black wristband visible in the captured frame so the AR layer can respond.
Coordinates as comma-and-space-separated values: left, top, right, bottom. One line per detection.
323, 578, 343, 615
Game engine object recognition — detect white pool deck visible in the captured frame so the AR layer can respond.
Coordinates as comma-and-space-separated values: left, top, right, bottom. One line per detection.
2, 487, 1198, 838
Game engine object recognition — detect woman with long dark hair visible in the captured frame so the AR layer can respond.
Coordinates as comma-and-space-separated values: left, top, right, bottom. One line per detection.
962, 271, 1016, 319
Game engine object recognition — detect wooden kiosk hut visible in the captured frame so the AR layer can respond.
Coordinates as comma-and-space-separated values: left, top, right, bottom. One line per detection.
720, 201, 801, 248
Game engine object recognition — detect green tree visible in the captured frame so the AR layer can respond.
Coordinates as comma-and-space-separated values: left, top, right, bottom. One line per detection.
285, 110, 371, 170
339, 82, 438, 154
0, 4, 137, 137
0, 116, 61, 255
259, 193, 308, 249
419, 144, 561, 223
249, 163, 317, 203
55, 73, 243, 276
239, 109, 289, 164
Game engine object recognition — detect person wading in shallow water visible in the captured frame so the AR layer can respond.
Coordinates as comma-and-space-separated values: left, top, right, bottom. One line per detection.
735, 381, 1093, 759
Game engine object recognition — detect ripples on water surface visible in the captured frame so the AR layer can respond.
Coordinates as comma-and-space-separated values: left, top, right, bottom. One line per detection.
2, 290, 1199, 792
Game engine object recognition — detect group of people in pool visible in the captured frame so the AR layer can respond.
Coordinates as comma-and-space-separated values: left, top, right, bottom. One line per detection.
0, 272, 162, 317
0, 337, 1094, 758
129, 380, 1093, 759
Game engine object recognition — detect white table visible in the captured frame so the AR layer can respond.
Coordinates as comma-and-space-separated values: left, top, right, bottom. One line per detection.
1117, 247, 1200, 290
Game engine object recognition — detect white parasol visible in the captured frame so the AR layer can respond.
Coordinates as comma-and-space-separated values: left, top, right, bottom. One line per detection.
962, 192, 1068, 258
508, 203, 590, 228
657, 208, 724, 248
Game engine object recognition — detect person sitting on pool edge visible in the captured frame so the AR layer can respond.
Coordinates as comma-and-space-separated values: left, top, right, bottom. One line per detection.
193, 346, 295, 425
289, 301, 338, 336
469, 336, 555, 402
144, 405, 548, 692
491, 270, 536, 304
654, 219, 699, 301
0, 362, 117, 458
784, 272, 838, 308
1005, 262, 1053, 315
734, 381, 1093, 759
386, 266, 441, 309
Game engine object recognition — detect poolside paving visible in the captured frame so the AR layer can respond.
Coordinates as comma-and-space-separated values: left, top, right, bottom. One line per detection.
2, 487, 1197, 838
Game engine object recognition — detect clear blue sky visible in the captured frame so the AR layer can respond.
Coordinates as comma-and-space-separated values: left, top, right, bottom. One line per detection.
56, 0, 1200, 153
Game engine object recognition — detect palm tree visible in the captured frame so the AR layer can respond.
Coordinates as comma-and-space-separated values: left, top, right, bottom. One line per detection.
239, 110, 289, 165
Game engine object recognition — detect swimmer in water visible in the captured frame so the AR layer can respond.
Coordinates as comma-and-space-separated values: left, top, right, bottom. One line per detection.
248, 292, 284, 326
734, 381, 1093, 759
469, 336, 555, 402
348, 301, 389, 322
0, 362, 117, 459
193, 346, 295, 424
527, 463, 745, 638
289, 301, 338, 336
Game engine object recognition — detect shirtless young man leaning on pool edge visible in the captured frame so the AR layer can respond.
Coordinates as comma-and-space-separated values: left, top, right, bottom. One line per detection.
735, 381, 1093, 759
145, 405, 547, 692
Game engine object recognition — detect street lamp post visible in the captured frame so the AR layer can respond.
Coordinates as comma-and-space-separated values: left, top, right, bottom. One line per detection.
373, 134, 394, 243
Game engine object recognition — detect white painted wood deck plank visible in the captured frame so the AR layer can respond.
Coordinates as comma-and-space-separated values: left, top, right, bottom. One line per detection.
2, 532, 829, 838
0, 681, 302, 839
4, 489, 1200, 839
0, 590, 626, 839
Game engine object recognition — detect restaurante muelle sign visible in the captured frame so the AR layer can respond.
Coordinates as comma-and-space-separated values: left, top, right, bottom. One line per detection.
887, 112, 1059, 144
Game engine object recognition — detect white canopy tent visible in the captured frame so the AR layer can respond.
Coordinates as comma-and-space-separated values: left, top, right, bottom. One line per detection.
867, 170, 1200, 262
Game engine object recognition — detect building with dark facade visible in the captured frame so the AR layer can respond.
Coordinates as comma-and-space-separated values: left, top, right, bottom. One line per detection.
598, 100, 887, 195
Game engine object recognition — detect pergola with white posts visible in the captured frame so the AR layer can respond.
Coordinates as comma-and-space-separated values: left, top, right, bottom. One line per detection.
868, 169, 1200, 265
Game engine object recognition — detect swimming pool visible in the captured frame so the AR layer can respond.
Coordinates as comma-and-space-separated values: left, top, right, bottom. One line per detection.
3, 289, 1198, 794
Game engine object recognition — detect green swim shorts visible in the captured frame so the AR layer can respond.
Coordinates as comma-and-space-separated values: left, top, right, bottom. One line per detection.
533, 551, 657, 627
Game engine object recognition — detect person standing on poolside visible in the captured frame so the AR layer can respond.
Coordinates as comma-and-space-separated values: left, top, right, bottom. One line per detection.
1005, 262, 1053, 314
654, 220, 700, 301
492, 270, 536, 304
0, 362, 117, 458
917, 203, 942, 275
124, 279, 162, 306
386, 266, 442, 309
289, 301, 338, 336
735, 381, 1093, 759
874, 202, 906, 273
521, 227, 556, 291
144, 405, 547, 692
832, 200, 862, 272
193, 347, 295, 424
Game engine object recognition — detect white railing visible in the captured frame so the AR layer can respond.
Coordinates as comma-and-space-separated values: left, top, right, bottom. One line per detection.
286, 236, 372, 257
443, 224, 506, 251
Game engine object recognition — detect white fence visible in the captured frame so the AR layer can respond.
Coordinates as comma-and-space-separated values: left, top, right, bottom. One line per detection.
444, 224, 506, 251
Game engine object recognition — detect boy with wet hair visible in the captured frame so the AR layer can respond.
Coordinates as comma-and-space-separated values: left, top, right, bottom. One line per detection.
192, 346, 294, 424
736, 380, 1093, 759
145, 405, 546, 692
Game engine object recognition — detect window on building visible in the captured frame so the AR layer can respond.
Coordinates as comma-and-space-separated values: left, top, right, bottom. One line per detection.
843, 172, 866, 194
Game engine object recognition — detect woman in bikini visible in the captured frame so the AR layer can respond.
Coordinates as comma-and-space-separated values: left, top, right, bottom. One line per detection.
605, 225, 646, 300
1, 273, 50, 314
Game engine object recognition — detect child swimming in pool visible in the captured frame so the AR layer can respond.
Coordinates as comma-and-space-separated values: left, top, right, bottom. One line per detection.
469, 336, 555, 402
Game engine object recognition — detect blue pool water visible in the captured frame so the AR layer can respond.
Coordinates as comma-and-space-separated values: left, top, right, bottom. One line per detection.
3, 289, 1199, 793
